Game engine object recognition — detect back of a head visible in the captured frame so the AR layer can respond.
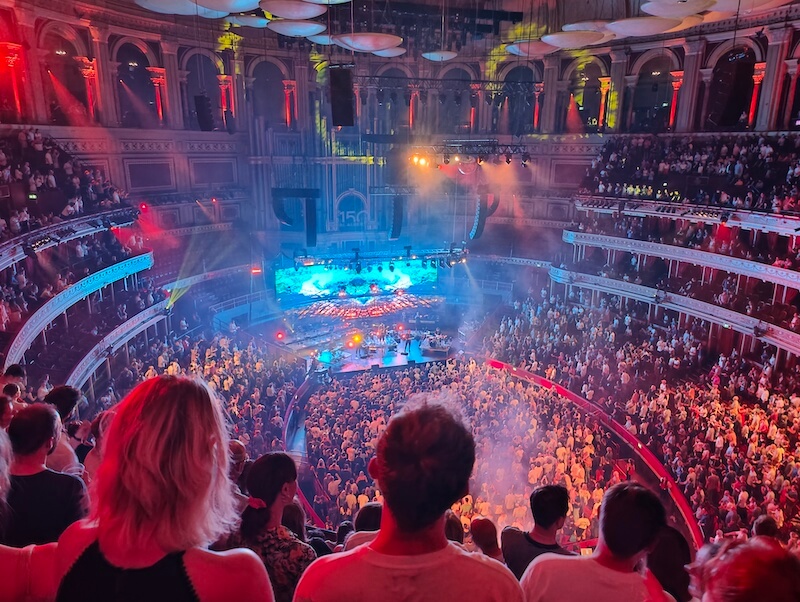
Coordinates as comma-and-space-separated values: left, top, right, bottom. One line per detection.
44, 386, 80, 421
337, 521, 354, 544
7, 404, 59, 456
600, 483, 666, 559
444, 510, 464, 544
703, 537, 800, 602
2, 383, 19, 398
354, 502, 382, 532
3, 365, 25, 383
471, 517, 499, 552
93, 376, 236, 552
281, 498, 307, 542
374, 398, 475, 533
647, 526, 692, 602
241, 452, 298, 542
752, 515, 779, 539
529, 485, 570, 529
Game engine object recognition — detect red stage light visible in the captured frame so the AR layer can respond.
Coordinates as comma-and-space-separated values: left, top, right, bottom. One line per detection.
139, 203, 148, 212
276, 331, 285, 340
211, 197, 218, 203
250, 266, 263, 275
347, 341, 354, 348
397, 324, 404, 330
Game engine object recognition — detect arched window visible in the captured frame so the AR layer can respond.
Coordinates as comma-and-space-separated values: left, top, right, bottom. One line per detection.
42, 33, 90, 126
504, 65, 536, 136
186, 53, 222, 130
337, 194, 367, 231
706, 48, 756, 129
568, 62, 602, 133
116, 43, 157, 128
631, 57, 672, 133
438, 68, 471, 135
252, 61, 286, 128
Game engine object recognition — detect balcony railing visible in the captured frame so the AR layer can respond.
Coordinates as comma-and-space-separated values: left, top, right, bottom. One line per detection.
66, 264, 251, 389
549, 266, 800, 356
575, 195, 800, 237
563, 231, 800, 291
4, 252, 154, 366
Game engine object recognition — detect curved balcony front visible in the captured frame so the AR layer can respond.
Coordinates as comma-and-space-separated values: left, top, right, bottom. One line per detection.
562, 231, 800, 291
575, 195, 800, 238
549, 266, 800, 356
5, 251, 155, 366
66, 264, 250, 389
0, 208, 138, 274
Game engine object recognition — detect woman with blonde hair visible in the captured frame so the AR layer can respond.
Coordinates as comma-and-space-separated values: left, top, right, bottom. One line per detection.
51, 376, 273, 601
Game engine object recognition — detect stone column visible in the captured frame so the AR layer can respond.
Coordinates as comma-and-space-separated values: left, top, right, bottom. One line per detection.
533, 82, 544, 132
0, 44, 24, 121
756, 27, 793, 131
178, 69, 191, 127
748, 62, 767, 128
15, 10, 48, 123
294, 63, 311, 133
161, 41, 183, 129
698, 67, 714, 130
783, 59, 800, 129
675, 38, 706, 133
231, 51, 247, 127
218, 74, 233, 115
74, 57, 98, 123
540, 55, 559, 134
89, 26, 118, 126
606, 50, 628, 132
146, 67, 167, 126
623, 75, 638, 131
598, 76, 611, 129
669, 70, 684, 130
282, 80, 296, 129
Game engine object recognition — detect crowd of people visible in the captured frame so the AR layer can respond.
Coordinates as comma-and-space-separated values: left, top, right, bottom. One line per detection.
484, 290, 800, 547
304, 359, 630, 548
0, 128, 128, 238
581, 132, 800, 214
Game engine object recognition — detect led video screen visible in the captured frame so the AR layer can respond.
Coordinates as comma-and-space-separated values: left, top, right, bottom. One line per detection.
275, 262, 438, 305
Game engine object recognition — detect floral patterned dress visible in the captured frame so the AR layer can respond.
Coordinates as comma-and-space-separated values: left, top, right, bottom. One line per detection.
227, 525, 316, 602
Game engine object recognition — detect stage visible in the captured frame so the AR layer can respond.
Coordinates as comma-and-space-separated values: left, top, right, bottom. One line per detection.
317, 337, 450, 373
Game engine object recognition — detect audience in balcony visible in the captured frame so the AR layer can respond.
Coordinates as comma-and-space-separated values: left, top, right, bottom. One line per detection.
485, 292, 800, 547
582, 133, 800, 214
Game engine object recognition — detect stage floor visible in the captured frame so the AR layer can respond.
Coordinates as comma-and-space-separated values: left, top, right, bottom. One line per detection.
316, 339, 450, 374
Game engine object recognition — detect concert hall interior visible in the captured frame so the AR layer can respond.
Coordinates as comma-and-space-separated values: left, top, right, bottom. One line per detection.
1, 0, 800, 600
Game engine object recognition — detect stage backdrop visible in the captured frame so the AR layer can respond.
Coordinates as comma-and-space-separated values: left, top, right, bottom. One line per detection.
275, 261, 438, 306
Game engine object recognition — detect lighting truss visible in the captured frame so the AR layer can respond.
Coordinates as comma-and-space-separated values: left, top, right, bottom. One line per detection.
352, 76, 538, 97
290, 245, 468, 269
409, 139, 532, 158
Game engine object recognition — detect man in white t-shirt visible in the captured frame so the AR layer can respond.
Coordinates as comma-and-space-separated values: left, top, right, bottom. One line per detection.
294, 400, 522, 602
521, 482, 668, 602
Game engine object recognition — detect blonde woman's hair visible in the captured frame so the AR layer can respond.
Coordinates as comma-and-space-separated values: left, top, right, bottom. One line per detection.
92, 376, 237, 551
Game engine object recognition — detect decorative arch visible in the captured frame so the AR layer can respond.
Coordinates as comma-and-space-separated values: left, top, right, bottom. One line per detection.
630, 47, 681, 77
37, 21, 89, 57
705, 38, 764, 68
562, 55, 608, 81
247, 55, 289, 79
438, 62, 479, 81
111, 36, 159, 67
180, 47, 225, 75
335, 189, 368, 231
498, 60, 543, 82
376, 62, 414, 78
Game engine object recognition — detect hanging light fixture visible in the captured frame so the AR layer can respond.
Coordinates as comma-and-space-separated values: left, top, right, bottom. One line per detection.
606, 17, 682, 37
136, 0, 228, 17
423, 0, 456, 62
193, 0, 260, 12
226, 14, 270, 26
541, 31, 605, 48
332, 33, 403, 52
307, 33, 336, 44
562, 20, 609, 32
373, 47, 407, 57
260, 0, 326, 19
267, 19, 326, 36
506, 39, 555, 57
641, 0, 714, 18
665, 14, 704, 32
